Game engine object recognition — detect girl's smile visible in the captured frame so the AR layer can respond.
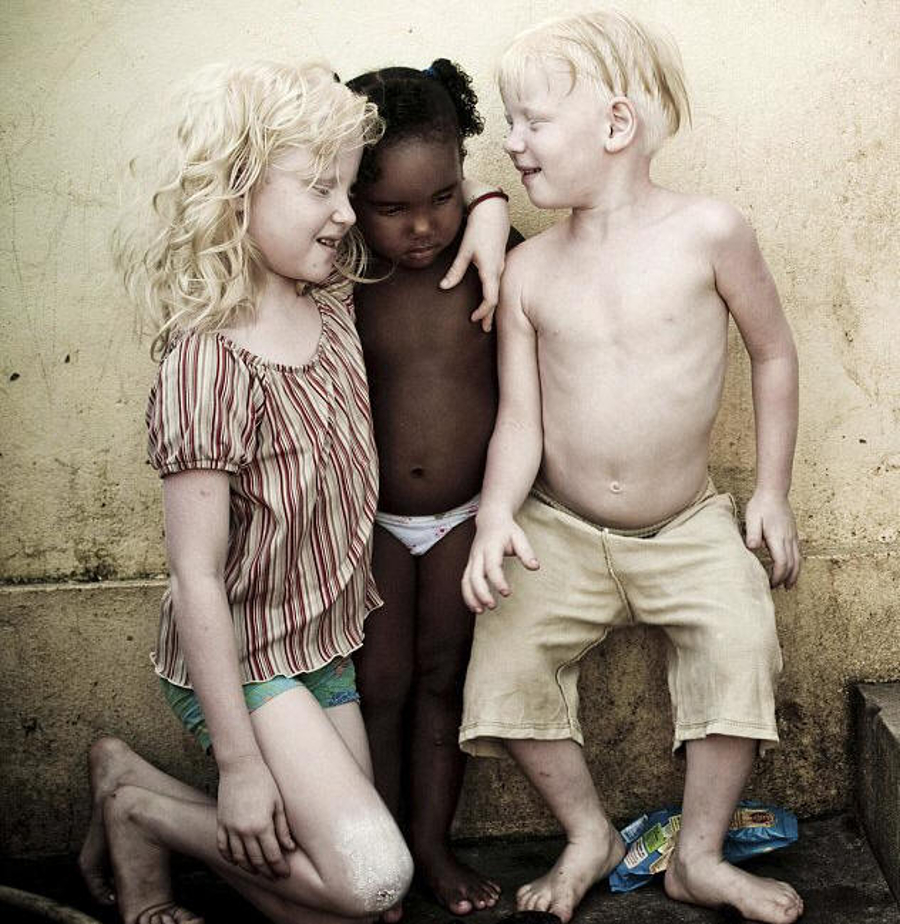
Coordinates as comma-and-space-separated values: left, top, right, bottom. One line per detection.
248, 145, 361, 288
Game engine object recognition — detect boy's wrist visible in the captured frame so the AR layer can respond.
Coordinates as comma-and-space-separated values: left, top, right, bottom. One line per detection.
466, 188, 509, 214
476, 501, 514, 526
749, 486, 794, 516
751, 482, 791, 500
460, 177, 494, 202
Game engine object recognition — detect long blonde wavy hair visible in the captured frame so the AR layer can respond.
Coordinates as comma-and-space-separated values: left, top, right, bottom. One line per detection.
114, 61, 383, 358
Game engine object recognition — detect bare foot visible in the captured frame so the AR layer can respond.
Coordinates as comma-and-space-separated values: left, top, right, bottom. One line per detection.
515, 820, 625, 923
103, 783, 204, 924
665, 851, 803, 923
79, 736, 139, 904
418, 846, 501, 915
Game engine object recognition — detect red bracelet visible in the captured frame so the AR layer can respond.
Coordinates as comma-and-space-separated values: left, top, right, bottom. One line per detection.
466, 189, 509, 214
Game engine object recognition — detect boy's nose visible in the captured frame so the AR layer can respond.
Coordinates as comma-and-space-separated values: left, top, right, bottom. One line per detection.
503, 128, 524, 154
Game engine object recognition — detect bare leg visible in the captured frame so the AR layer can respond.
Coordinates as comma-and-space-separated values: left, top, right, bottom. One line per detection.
104, 784, 379, 924
322, 703, 403, 924
505, 739, 625, 923
410, 520, 500, 914
79, 736, 209, 917
324, 700, 375, 781
355, 526, 416, 818
102, 787, 205, 924
103, 690, 412, 923
355, 528, 416, 921
665, 735, 803, 923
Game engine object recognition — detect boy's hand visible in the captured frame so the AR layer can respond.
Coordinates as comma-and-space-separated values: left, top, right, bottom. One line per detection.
744, 490, 801, 589
216, 754, 296, 879
440, 195, 510, 332
462, 515, 539, 613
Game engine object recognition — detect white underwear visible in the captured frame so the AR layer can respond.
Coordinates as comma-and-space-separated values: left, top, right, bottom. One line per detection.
374, 494, 481, 557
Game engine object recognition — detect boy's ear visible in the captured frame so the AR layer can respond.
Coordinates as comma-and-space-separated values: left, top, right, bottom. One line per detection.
604, 96, 637, 153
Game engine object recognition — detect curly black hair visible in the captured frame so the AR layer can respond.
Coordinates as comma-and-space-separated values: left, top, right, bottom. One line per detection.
347, 59, 484, 185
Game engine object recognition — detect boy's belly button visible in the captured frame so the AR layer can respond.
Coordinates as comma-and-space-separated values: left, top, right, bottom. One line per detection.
609, 481, 622, 494
410, 466, 425, 478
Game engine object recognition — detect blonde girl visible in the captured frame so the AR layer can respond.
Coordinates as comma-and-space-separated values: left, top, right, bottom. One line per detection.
79, 61, 415, 924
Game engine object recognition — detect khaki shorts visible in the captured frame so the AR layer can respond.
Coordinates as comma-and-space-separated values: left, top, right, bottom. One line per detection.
460, 480, 782, 758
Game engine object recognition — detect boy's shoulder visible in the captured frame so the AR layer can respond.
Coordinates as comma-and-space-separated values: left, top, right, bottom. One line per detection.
503, 219, 567, 275
663, 190, 753, 247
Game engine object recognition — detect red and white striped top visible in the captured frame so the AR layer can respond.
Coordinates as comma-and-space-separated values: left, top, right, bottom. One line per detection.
146, 288, 381, 687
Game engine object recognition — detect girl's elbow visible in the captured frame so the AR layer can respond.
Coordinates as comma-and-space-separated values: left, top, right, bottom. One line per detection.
168, 569, 225, 605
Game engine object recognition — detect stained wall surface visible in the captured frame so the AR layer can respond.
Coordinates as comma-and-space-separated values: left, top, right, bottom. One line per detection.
1, 0, 898, 855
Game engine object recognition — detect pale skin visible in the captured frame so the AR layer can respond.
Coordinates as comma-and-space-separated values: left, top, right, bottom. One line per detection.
79, 452, 415, 924
78, 147, 418, 924
442, 178, 512, 330
79, 143, 508, 922
462, 65, 801, 922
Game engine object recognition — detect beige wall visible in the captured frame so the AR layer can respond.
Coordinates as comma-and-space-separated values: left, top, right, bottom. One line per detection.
1, 1, 898, 855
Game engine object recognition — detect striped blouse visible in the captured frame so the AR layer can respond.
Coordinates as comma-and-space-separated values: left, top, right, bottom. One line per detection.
146, 287, 381, 687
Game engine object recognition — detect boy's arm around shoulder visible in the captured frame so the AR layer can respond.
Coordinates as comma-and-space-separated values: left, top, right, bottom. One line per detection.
164, 470, 296, 876
462, 246, 542, 613
707, 200, 801, 589
441, 178, 512, 331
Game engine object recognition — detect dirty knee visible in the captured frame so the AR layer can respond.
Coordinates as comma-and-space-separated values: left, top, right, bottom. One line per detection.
325, 821, 413, 916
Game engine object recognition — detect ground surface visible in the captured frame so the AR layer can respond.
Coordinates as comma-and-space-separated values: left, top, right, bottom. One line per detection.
1, 814, 897, 923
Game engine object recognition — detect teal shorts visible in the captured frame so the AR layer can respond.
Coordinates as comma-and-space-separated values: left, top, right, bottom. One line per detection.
160, 657, 359, 753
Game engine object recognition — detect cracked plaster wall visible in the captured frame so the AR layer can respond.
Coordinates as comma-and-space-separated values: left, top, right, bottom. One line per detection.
1, 0, 898, 855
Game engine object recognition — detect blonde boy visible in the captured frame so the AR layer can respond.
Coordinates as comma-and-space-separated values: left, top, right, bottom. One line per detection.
460, 11, 802, 923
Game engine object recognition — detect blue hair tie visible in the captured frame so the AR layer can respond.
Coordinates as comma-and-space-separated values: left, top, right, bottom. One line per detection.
422, 65, 437, 78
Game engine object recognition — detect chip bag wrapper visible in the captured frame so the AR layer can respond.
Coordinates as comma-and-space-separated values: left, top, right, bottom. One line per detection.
609, 801, 798, 893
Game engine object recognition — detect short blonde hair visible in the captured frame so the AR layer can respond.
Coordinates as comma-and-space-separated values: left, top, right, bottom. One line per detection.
499, 9, 690, 156
115, 61, 383, 357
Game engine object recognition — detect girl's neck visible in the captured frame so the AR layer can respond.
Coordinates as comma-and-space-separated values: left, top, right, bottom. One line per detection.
225, 278, 323, 368
256, 272, 307, 319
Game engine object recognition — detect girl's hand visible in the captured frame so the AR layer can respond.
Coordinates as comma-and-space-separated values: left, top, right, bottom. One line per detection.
440, 193, 511, 332
216, 754, 296, 879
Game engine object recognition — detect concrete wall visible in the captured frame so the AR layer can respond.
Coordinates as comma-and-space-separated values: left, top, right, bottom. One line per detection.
1, 0, 898, 855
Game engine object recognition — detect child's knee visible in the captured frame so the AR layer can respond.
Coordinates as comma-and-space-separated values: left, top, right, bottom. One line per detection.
726, 619, 782, 682
327, 848, 413, 917
415, 655, 466, 701
310, 812, 413, 916
696, 607, 782, 681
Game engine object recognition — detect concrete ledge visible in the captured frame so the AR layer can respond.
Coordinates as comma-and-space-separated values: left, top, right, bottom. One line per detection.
856, 682, 900, 902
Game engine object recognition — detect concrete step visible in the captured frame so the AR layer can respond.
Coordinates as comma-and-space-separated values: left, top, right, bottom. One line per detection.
857, 682, 900, 903
1, 814, 897, 923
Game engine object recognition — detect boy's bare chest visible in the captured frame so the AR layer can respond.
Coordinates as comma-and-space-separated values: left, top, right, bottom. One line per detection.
527, 239, 721, 355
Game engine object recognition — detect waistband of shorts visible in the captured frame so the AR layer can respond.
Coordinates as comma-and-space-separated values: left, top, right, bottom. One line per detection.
531, 476, 715, 538
375, 493, 480, 527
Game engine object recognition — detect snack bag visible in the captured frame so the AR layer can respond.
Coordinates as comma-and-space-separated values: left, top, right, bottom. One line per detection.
609, 801, 798, 893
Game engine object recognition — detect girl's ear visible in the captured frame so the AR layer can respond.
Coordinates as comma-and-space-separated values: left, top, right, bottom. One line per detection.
604, 96, 637, 152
